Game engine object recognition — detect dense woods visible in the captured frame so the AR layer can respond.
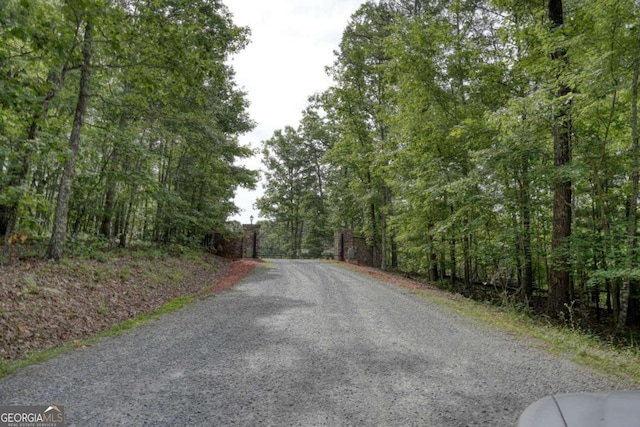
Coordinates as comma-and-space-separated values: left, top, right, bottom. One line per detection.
1, 0, 256, 261
3, 0, 640, 335
258, 0, 640, 331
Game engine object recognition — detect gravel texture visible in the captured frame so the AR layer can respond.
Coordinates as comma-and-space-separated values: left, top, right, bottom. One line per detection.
0, 259, 628, 426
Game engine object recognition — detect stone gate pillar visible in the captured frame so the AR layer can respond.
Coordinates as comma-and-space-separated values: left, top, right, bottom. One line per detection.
242, 224, 260, 259
334, 228, 353, 262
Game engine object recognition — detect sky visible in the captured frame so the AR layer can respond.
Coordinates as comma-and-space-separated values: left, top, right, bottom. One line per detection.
224, 0, 364, 224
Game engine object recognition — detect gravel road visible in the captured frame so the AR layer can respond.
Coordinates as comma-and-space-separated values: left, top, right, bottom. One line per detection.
0, 259, 627, 426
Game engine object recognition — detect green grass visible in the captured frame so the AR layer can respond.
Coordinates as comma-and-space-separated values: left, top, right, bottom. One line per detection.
96, 295, 195, 338
413, 288, 640, 386
20, 274, 41, 296
260, 260, 276, 268
0, 295, 196, 378
120, 266, 131, 282
0, 344, 77, 378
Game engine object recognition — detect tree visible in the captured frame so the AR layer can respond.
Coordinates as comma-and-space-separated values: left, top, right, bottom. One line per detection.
0, 0, 73, 245
2, 0, 256, 261
298, 104, 335, 256
257, 0, 640, 331
258, 127, 315, 258
324, 1, 397, 269
546, 0, 574, 319
46, 18, 93, 261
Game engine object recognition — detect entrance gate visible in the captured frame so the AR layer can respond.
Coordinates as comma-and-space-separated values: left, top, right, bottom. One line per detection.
259, 239, 288, 258
333, 228, 379, 267
242, 224, 260, 259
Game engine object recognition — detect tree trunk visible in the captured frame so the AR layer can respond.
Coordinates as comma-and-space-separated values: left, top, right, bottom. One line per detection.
380, 207, 387, 270
1, 65, 68, 245
430, 251, 439, 282
0, 121, 38, 247
548, 117, 573, 318
428, 224, 439, 281
463, 229, 471, 287
450, 204, 456, 285
520, 161, 534, 302
390, 227, 398, 270
388, 192, 398, 269
619, 26, 640, 330
450, 238, 457, 284
547, 0, 573, 319
514, 210, 523, 288
370, 200, 378, 266
101, 182, 116, 238
100, 141, 122, 239
45, 23, 92, 261
380, 185, 394, 271
119, 181, 138, 249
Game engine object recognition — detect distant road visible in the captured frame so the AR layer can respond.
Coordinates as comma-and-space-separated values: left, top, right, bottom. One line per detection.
0, 260, 623, 426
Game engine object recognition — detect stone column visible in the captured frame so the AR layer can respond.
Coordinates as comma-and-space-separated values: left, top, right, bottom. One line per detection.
242, 224, 260, 259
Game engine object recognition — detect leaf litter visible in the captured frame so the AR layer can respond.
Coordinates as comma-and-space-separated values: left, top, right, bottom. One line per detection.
0, 254, 260, 360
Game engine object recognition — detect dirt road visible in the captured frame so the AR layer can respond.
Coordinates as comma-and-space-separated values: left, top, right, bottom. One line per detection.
0, 260, 623, 426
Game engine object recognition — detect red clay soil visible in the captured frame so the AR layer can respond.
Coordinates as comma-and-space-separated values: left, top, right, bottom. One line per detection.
337, 261, 438, 292
208, 258, 263, 293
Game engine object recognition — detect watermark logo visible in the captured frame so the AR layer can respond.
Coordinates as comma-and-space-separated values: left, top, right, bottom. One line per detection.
0, 405, 64, 427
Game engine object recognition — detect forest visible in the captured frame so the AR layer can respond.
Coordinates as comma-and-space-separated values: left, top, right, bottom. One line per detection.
257, 0, 640, 333
0, 0, 256, 261
3, 0, 640, 336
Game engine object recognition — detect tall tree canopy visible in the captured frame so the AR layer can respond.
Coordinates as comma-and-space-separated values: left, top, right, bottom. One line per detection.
259, 0, 640, 330
1, 0, 256, 260
257, 104, 334, 258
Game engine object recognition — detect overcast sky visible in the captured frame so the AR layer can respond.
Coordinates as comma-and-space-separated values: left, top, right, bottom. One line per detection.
224, 0, 364, 224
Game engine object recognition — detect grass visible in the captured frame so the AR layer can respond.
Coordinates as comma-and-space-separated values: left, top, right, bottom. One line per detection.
413, 287, 640, 386
20, 274, 41, 296
0, 295, 196, 378
120, 266, 131, 282
93, 295, 195, 338
93, 265, 115, 282
260, 260, 276, 269
0, 343, 77, 379
338, 260, 640, 385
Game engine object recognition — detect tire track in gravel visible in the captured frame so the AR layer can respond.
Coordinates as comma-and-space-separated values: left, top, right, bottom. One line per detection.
0, 259, 627, 426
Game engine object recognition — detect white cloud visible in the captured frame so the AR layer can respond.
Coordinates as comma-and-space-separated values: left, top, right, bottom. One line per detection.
224, 0, 363, 224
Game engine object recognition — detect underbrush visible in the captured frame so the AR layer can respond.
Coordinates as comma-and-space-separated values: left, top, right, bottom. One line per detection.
1, 233, 206, 265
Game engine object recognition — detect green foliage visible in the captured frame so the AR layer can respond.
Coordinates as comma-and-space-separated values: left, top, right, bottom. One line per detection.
119, 265, 131, 282
256, 104, 335, 257
256, 0, 640, 331
0, 0, 256, 257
